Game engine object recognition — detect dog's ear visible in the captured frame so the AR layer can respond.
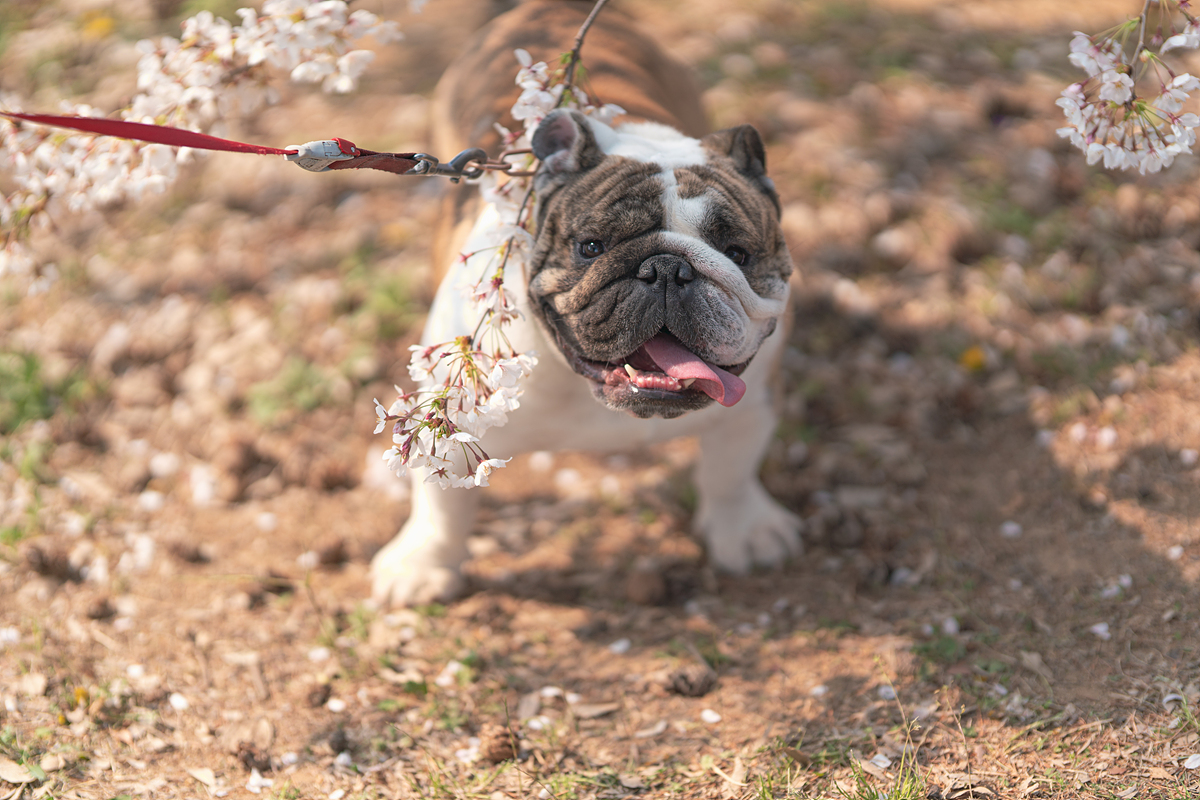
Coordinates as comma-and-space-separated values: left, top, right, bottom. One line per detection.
532, 109, 606, 176
701, 125, 780, 213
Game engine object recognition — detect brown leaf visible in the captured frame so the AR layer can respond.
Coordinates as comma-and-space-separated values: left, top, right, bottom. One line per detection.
223, 715, 275, 759
377, 667, 424, 686
477, 723, 520, 764
516, 691, 541, 720
236, 743, 270, 773
186, 767, 217, 788
24, 545, 77, 583
714, 756, 748, 799
782, 747, 811, 767
1018, 776, 1042, 797
252, 717, 275, 751
1019, 650, 1053, 681
667, 663, 718, 697
306, 683, 332, 708
0, 758, 35, 785
37, 754, 65, 773
625, 557, 668, 605
85, 597, 116, 620
858, 757, 888, 780
634, 720, 668, 739
316, 537, 348, 568
572, 702, 620, 719
14, 673, 47, 697
168, 541, 211, 564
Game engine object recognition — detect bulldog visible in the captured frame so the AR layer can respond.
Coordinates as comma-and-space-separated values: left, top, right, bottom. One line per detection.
371, 0, 801, 607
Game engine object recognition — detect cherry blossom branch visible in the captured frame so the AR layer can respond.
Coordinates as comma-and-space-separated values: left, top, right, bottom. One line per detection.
1, 0, 401, 287
562, 0, 613, 96
374, 0, 627, 488
1059, 0, 1200, 173
0, 0, 619, 489
1133, 0, 1154, 57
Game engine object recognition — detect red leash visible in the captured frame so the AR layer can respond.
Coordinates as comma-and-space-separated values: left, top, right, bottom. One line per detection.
1, 111, 294, 155
0, 110, 424, 175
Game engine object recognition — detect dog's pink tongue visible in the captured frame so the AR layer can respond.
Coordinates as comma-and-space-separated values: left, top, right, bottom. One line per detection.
641, 334, 746, 407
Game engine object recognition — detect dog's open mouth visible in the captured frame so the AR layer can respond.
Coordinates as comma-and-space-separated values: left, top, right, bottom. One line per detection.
568, 331, 750, 408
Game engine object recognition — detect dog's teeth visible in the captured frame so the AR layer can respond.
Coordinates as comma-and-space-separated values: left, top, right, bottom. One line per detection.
624, 364, 637, 379
680, 378, 695, 389
630, 384, 639, 393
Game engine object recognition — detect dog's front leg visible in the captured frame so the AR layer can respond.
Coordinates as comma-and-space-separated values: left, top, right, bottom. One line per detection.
370, 470, 477, 607
693, 393, 803, 574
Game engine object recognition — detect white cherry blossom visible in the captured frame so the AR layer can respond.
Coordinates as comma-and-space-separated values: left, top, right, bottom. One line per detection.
373, 50, 624, 486
1058, 5, 1200, 175
1097, 69, 1133, 104
1162, 21, 1200, 54
2, 0, 402, 287
4, 3, 616, 488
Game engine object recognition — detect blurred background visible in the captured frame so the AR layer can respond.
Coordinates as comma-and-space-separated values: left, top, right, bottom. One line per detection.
2, 1, 1199, 797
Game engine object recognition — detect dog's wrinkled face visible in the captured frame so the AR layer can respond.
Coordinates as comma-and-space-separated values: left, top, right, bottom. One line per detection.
526, 110, 793, 419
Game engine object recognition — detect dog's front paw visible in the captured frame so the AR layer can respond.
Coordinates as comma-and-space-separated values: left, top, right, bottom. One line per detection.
696, 483, 803, 574
370, 526, 467, 608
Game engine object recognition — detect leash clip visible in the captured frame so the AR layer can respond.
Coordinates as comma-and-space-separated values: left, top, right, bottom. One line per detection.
405, 148, 488, 182
285, 138, 360, 172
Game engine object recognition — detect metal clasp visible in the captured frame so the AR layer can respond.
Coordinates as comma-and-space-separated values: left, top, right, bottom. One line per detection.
405, 148, 488, 182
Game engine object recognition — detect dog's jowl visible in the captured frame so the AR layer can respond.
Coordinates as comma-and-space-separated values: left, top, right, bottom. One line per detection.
371, 0, 801, 607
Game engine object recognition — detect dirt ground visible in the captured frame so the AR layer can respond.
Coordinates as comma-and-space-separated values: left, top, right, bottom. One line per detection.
3, 0, 1200, 798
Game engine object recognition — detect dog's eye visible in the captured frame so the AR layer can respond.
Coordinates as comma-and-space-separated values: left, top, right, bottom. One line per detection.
578, 240, 606, 259
724, 245, 750, 266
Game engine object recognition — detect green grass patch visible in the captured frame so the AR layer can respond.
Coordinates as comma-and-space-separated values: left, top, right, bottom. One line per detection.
0, 2, 36, 61
269, 781, 303, 800
836, 757, 927, 800
360, 273, 423, 340
18, 439, 52, 484
913, 635, 966, 665
0, 526, 25, 548
338, 242, 425, 341
809, 737, 855, 769
986, 200, 1037, 239
817, 617, 860, 635
429, 696, 469, 731
417, 603, 446, 618
0, 351, 101, 435
1172, 696, 1200, 736
0, 726, 46, 776
344, 603, 375, 642
692, 636, 733, 669
246, 356, 335, 425
0, 353, 52, 434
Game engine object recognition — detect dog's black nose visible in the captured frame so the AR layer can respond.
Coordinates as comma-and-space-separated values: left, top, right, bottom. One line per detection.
637, 254, 695, 287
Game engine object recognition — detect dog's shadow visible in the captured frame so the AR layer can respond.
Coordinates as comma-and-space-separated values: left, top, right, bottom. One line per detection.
361, 274, 1200, 740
